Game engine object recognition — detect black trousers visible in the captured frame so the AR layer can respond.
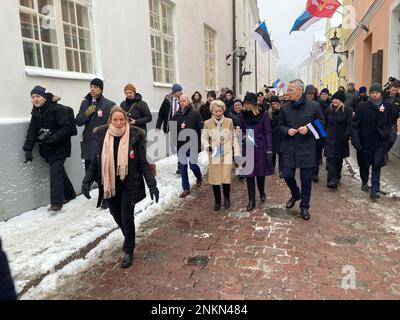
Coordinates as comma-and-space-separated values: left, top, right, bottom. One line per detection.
327, 158, 344, 184
84, 159, 92, 174
314, 143, 324, 178
272, 153, 284, 174
212, 184, 231, 205
246, 177, 266, 202
107, 183, 136, 254
283, 167, 314, 209
49, 159, 76, 206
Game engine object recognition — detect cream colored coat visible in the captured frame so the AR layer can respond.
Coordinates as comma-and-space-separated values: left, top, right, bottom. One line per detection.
202, 118, 241, 185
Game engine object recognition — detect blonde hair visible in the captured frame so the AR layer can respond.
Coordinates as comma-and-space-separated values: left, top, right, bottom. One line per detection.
268, 102, 281, 120
108, 106, 128, 125
210, 100, 226, 113
332, 100, 345, 113
245, 102, 261, 117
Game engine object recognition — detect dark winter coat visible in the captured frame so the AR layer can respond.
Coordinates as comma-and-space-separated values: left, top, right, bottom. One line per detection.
240, 106, 274, 177
224, 99, 235, 115
270, 109, 283, 154
199, 102, 212, 122
279, 96, 325, 169
317, 97, 332, 114
345, 90, 359, 108
23, 95, 76, 163
83, 125, 157, 208
230, 110, 241, 128
352, 100, 392, 168
76, 94, 115, 161
352, 95, 368, 113
120, 93, 152, 132
172, 105, 203, 153
383, 92, 400, 126
323, 105, 353, 159
156, 94, 176, 133
0, 238, 17, 300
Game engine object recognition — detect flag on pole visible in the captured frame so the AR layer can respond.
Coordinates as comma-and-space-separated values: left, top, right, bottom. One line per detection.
306, 0, 341, 18
337, 55, 343, 77
251, 20, 273, 52
306, 119, 327, 140
273, 79, 285, 89
290, 0, 341, 33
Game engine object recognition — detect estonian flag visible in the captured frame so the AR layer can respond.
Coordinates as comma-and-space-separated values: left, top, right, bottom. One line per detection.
290, 9, 323, 33
251, 20, 272, 52
306, 119, 327, 140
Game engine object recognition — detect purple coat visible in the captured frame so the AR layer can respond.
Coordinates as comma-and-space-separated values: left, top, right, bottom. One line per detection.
240, 108, 274, 177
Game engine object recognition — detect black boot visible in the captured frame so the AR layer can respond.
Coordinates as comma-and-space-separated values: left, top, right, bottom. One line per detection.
260, 194, 267, 203
301, 208, 311, 221
222, 184, 231, 210
286, 196, 301, 209
246, 178, 256, 212
121, 253, 134, 269
361, 184, 369, 193
247, 200, 256, 212
224, 198, 230, 210
213, 186, 222, 212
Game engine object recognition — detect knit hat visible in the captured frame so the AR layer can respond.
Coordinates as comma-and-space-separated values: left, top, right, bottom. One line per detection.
370, 83, 383, 93
270, 96, 281, 104
172, 83, 183, 94
243, 92, 258, 105
124, 83, 136, 93
90, 78, 104, 91
332, 90, 346, 103
359, 86, 367, 94
31, 85, 47, 99
320, 88, 330, 95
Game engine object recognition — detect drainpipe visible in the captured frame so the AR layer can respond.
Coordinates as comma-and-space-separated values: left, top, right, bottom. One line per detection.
232, 0, 237, 95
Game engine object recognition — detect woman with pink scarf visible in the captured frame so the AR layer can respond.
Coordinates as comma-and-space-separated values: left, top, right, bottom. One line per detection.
82, 107, 159, 269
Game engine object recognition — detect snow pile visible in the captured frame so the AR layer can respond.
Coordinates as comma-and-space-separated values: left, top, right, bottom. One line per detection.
0, 153, 208, 299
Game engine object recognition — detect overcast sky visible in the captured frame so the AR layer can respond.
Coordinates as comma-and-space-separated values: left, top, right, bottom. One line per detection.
257, 0, 342, 71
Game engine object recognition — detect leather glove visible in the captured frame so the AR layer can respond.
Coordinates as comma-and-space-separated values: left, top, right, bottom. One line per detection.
353, 143, 362, 152
149, 186, 160, 203
24, 151, 33, 163
82, 183, 91, 200
84, 105, 97, 118
267, 151, 274, 166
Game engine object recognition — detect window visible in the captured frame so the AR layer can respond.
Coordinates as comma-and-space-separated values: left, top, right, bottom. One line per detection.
149, 0, 175, 84
19, 0, 94, 74
204, 26, 216, 89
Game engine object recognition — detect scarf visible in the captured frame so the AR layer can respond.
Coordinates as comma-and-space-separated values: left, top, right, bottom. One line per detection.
212, 115, 225, 143
101, 123, 130, 199
368, 97, 383, 109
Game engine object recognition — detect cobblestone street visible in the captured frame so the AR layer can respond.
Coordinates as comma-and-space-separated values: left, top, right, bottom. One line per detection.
47, 157, 400, 300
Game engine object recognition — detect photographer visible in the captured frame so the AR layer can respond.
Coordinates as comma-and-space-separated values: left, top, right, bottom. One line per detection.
23, 86, 77, 212
383, 79, 400, 152
120, 83, 152, 133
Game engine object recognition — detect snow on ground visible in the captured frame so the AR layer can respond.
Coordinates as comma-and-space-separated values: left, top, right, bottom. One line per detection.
0, 153, 208, 299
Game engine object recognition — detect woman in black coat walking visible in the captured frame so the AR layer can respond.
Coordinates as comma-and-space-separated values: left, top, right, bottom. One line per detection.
269, 96, 284, 177
324, 91, 353, 190
82, 107, 160, 269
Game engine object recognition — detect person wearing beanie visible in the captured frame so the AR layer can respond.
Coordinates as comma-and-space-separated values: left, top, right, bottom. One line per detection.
324, 91, 353, 190
23, 86, 77, 212
352, 86, 369, 112
156, 83, 183, 134
279, 79, 325, 221
240, 92, 274, 212
200, 91, 216, 122
352, 82, 392, 199
268, 95, 284, 177
120, 83, 152, 133
76, 79, 115, 176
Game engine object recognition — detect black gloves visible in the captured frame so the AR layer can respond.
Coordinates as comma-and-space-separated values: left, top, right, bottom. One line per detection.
82, 183, 91, 200
42, 135, 56, 145
353, 143, 362, 152
267, 151, 274, 166
24, 151, 33, 163
149, 186, 160, 203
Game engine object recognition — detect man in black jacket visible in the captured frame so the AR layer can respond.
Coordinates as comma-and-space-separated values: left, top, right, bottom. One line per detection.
352, 83, 392, 199
23, 86, 77, 212
172, 95, 203, 198
0, 238, 17, 300
352, 86, 368, 113
156, 83, 183, 134
76, 78, 115, 174
120, 83, 152, 133
279, 80, 325, 221
383, 80, 400, 152
200, 91, 216, 122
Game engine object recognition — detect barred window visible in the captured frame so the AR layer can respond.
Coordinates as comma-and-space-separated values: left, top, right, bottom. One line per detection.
149, 0, 175, 84
19, 0, 95, 74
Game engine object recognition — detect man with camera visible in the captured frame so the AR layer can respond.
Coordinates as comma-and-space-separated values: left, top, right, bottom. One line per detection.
120, 83, 152, 133
23, 86, 77, 212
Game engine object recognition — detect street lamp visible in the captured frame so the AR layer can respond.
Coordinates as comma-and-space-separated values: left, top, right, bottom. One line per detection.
330, 29, 348, 59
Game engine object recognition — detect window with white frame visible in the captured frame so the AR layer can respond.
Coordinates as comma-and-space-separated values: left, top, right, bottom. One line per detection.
204, 26, 216, 89
149, 0, 175, 84
19, 0, 94, 74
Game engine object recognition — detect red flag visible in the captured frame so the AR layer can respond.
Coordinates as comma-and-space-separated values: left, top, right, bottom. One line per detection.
306, 0, 341, 18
